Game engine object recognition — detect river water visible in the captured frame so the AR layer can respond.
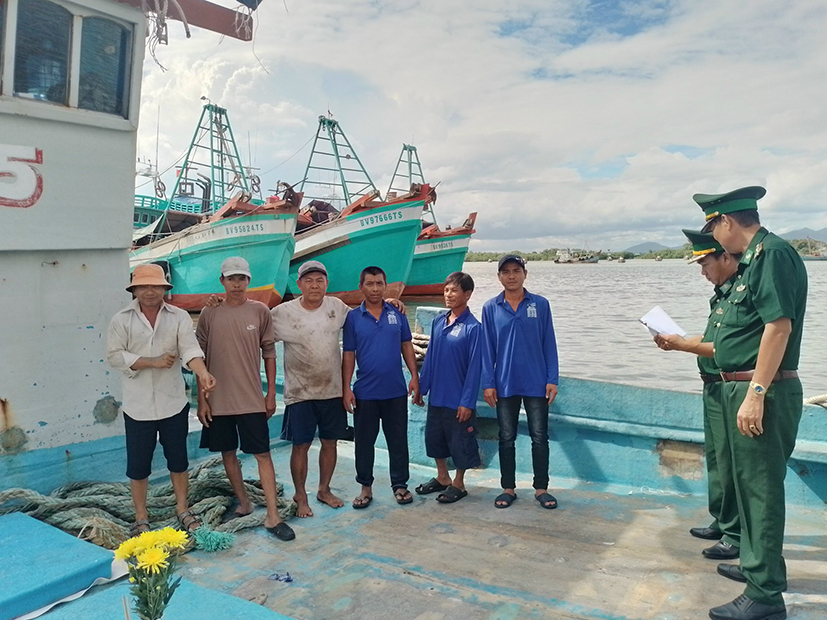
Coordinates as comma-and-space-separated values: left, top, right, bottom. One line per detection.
409, 259, 827, 397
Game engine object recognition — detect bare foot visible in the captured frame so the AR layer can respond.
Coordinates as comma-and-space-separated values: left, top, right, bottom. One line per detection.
316, 489, 344, 508
294, 496, 314, 518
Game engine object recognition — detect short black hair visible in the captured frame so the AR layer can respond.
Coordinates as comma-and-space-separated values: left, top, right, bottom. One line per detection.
727, 210, 761, 228
444, 271, 474, 292
359, 265, 387, 286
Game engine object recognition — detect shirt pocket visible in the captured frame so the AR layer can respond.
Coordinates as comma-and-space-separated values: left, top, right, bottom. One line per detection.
155, 328, 179, 356
721, 285, 749, 327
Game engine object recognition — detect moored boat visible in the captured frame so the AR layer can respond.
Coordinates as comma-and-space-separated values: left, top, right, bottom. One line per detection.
386, 144, 478, 296
130, 190, 300, 310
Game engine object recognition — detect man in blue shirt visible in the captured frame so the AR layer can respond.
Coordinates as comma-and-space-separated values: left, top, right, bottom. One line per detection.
414, 272, 482, 504
482, 254, 559, 510
343, 266, 420, 509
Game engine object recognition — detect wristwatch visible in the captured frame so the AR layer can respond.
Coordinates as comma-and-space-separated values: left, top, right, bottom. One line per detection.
749, 381, 767, 396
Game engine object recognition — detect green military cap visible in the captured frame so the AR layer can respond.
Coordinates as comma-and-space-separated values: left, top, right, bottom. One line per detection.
682, 228, 724, 264
696, 186, 766, 233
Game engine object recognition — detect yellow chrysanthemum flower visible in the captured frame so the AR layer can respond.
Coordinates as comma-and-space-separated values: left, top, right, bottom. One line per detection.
114, 536, 141, 561
136, 546, 169, 574
136, 530, 162, 548
154, 527, 189, 550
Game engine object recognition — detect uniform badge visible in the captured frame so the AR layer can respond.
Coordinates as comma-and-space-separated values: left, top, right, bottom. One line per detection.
450, 324, 462, 337
716, 307, 723, 315
736, 285, 746, 292
387, 312, 398, 325
744, 251, 752, 262
527, 302, 537, 318
755, 243, 763, 257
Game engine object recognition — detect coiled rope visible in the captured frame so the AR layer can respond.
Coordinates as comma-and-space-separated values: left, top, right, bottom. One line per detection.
0, 457, 295, 550
804, 394, 827, 407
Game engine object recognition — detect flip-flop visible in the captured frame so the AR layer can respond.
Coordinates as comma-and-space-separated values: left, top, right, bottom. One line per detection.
494, 492, 517, 508
130, 519, 150, 536
535, 492, 558, 510
266, 522, 295, 541
394, 488, 413, 505
436, 486, 468, 504
221, 510, 250, 524
415, 478, 449, 495
352, 495, 373, 510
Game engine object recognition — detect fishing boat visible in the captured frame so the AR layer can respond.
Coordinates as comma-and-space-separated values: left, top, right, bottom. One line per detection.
285, 117, 429, 303
801, 237, 827, 261
130, 104, 299, 310
555, 248, 599, 263
386, 144, 478, 297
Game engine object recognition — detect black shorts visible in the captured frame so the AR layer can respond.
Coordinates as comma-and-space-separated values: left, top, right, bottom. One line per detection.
281, 398, 347, 445
199, 412, 270, 455
124, 404, 190, 480
424, 404, 481, 470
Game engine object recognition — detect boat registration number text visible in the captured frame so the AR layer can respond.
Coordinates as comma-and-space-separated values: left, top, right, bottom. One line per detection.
224, 222, 266, 236
360, 211, 403, 227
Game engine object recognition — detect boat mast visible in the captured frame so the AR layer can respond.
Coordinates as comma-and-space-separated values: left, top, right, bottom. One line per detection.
388, 144, 436, 227
299, 115, 378, 208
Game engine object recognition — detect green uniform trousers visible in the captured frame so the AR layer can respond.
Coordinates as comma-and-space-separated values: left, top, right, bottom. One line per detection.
722, 378, 803, 605
703, 382, 740, 547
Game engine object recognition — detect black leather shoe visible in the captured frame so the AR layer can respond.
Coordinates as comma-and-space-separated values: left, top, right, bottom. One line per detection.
717, 563, 747, 583
690, 526, 723, 540
703, 540, 740, 560
708, 594, 786, 619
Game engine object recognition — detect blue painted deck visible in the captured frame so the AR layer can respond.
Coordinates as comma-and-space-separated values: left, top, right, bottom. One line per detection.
0, 513, 112, 620
43, 578, 295, 620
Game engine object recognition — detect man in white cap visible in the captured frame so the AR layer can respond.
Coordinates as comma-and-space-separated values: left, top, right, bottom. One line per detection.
196, 256, 295, 541
107, 264, 217, 535
271, 260, 351, 518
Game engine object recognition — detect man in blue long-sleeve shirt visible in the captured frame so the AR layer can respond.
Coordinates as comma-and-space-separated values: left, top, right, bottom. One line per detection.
482, 254, 559, 510
414, 272, 482, 504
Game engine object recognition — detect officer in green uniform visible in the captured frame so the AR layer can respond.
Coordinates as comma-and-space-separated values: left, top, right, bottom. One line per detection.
654, 230, 741, 564
698, 186, 807, 620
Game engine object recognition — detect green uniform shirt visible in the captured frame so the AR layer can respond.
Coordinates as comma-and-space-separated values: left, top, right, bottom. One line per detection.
712, 228, 807, 372
697, 276, 736, 376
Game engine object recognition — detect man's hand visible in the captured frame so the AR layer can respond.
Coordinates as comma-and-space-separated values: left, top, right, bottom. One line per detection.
386, 298, 407, 315
737, 392, 764, 437
546, 383, 558, 405
343, 387, 356, 414
654, 334, 686, 352
408, 378, 421, 405
197, 370, 217, 393
483, 388, 498, 408
155, 353, 176, 369
457, 406, 472, 422
197, 400, 212, 428
204, 294, 224, 308
265, 392, 276, 419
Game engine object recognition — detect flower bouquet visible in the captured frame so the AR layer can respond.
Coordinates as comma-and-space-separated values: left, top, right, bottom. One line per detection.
115, 527, 189, 620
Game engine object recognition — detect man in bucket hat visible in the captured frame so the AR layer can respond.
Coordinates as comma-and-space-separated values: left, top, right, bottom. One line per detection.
107, 264, 217, 535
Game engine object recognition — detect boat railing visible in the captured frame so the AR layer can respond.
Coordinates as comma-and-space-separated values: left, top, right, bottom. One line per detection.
134, 195, 167, 212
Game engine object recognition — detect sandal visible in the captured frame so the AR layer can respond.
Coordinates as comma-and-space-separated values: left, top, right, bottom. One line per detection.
130, 519, 151, 536
415, 478, 449, 495
494, 492, 517, 509
352, 495, 373, 510
535, 493, 558, 510
394, 488, 413, 505
436, 486, 468, 504
177, 510, 203, 532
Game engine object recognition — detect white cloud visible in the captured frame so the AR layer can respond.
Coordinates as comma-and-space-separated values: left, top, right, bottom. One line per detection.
136, 0, 827, 251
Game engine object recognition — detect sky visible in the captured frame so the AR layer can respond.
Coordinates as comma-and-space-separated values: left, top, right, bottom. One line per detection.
136, 0, 827, 252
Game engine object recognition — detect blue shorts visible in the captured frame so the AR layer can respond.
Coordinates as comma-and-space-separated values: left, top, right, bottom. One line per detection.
424, 404, 481, 470
124, 404, 190, 480
281, 398, 347, 446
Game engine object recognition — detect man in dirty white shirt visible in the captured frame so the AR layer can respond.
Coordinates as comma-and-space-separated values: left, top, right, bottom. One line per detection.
271, 260, 352, 518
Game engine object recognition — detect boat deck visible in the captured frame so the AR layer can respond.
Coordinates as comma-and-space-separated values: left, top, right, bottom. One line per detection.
177, 442, 827, 620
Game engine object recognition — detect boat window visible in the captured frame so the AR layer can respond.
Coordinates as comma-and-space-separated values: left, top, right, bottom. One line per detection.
141, 213, 149, 223
79, 17, 130, 117
133, 212, 139, 223
14, 0, 72, 105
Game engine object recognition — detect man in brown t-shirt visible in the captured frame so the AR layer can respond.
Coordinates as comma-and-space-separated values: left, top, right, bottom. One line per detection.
196, 256, 295, 541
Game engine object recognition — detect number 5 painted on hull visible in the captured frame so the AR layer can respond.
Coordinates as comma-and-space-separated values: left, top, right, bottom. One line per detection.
0, 144, 44, 209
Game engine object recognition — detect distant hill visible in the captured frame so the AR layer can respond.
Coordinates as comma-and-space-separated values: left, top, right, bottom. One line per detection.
624, 241, 670, 254
779, 227, 827, 243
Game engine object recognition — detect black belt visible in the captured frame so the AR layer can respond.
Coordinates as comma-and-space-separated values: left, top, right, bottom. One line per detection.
700, 373, 722, 384
720, 370, 799, 382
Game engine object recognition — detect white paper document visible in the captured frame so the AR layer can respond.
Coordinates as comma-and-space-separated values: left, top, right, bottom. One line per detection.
639, 306, 686, 338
